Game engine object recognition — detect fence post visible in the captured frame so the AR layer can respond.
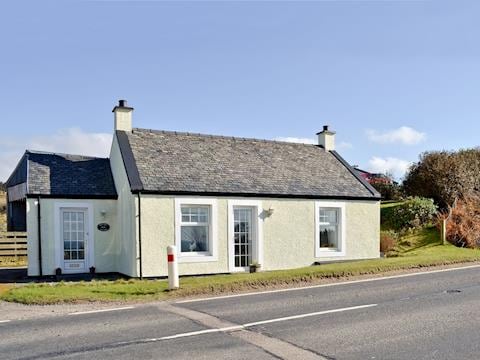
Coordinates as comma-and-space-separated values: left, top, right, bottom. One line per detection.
442, 219, 447, 245
167, 245, 179, 290
14, 234, 17, 261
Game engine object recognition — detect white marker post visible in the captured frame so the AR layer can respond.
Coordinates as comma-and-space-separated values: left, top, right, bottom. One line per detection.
167, 245, 179, 290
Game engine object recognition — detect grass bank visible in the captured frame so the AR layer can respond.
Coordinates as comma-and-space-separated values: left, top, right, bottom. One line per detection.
2, 227, 480, 305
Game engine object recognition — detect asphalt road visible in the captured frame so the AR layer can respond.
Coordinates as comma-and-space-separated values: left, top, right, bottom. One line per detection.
1, 266, 480, 359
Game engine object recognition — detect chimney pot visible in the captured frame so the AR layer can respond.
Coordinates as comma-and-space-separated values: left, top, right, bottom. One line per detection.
118, 99, 127, 107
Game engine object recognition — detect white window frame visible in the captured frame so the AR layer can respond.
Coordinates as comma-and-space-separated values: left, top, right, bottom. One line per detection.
228, 199, 263, 272
315, 201, 346, 258
54, 202, 95, 273
175, 198, 218, 263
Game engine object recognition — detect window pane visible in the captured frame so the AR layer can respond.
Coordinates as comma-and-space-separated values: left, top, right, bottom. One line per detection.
319, 209, 337, 224
181, 206, 209, 223
181, 225, 209, 252
320, 225, 338, 249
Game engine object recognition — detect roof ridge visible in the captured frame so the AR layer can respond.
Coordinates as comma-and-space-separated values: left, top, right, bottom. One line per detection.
132, 127, 320, 148
26, 149, 109, 160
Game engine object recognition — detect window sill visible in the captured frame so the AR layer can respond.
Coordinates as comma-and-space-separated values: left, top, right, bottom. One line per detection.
178, 255, 218, 263
315, 249, 346, 258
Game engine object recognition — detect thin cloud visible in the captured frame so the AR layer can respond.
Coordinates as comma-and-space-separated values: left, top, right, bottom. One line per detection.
368, 156, 412, 179
366, 126, 426, 145
337, 141, 353, 150
274, 137, 353, 150
275, 137, 316, 144
0, 128, 112, 182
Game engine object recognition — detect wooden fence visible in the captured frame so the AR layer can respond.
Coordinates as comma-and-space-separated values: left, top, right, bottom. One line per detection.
0, 232, 27, 258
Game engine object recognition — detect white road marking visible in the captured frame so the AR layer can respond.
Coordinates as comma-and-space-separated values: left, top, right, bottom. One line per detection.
156, 304, 377, 341
159, 326, 244, 340
242, 303, 377, 327
176, 264, 480, 304
68, 306, 135, 316
0, 320, 11, 324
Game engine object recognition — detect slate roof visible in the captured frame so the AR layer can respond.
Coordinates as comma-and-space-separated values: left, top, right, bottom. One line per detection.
7, 151, 117, 198
118, 128, 380, 199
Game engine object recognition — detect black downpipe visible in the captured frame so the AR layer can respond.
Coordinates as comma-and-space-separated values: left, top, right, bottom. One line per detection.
37, 197, 43, 277
138, 192, 143, 279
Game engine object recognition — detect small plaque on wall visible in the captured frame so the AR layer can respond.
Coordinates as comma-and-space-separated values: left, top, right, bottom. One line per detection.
97, 223, 110, 232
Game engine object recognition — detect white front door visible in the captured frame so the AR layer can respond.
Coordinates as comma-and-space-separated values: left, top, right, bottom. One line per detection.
61, 208, 88, 273
233, 206, 256, 270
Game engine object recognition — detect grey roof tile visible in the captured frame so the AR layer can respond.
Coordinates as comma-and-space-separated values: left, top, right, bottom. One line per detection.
123, 128, 379, 199
26, 151, 117, 197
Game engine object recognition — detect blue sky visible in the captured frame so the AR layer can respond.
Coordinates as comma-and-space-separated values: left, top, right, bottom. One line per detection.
1, 0, 479, 181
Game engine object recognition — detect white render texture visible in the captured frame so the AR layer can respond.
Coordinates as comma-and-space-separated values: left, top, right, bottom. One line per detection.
109, 134, 138, 277
138, 196, 380, 277
26, 192, 379, 277
26, 198, 118, 276
114, 107, 132, 132
318, 131, 335, 151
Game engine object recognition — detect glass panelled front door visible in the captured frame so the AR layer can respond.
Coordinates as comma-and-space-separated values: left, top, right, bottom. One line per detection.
61, 209, 87, 273
234, 207, 254, 269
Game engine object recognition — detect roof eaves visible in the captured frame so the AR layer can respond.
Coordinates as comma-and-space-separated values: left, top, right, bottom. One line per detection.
5, 151, 29, 188
130, 189, 381, 201
26, 193, 118, 200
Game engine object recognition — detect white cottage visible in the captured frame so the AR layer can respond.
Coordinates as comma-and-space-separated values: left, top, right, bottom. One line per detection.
6, 100, 380, 277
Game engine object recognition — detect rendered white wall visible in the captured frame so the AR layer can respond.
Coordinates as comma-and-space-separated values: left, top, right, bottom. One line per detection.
109, 135, 138, 277
138, 196, 380, 277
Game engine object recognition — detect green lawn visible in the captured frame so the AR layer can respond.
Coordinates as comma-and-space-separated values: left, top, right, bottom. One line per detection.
2, 226, 480, 305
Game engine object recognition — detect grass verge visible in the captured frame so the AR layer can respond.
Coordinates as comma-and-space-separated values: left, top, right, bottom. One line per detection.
2, 227, 480, 305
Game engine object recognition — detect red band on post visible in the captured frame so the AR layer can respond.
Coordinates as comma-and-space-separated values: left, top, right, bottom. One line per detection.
168, 254, 174, 262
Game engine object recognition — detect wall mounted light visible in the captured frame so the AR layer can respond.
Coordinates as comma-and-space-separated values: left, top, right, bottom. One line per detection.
265, 207, 275, 217
100, 210, 107, 218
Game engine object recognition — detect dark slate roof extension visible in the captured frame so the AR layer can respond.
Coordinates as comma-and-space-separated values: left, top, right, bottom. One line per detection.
118, 128, 380, 200
7, 151, 117, 199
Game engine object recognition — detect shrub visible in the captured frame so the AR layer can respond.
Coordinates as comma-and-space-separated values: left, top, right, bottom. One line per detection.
442, 194, 480, 248
371, 181, 403, 201
380, 230, 398, 254
383, 197, 437, 231
403, 148, 480, 209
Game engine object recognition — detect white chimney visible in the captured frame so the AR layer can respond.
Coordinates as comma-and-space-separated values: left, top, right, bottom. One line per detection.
317, 125, 336, 151
112, 99, 133, 132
